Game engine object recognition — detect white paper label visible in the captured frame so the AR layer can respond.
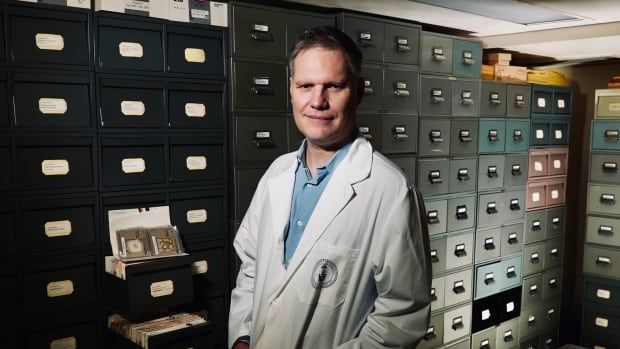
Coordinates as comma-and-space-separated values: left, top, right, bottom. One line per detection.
150, 280, 174, 297
126, 0, 149, 11
50, 336, 76, 349
551, 190, 559, 199
609, 103, 620, 111
121, 101, 145, 116
536, 129, 544, 139
538, 97, 546, 108
191, 9, 209, 19
121, 158, 145, 173
594, 346, 607, 349
597, 289, 611, 299
534, 161, 543, 172
39, 98, 68, 115
41, 159, 70, 176
532, 192, 540, 202
506, 301, 515, 312
47, 280, 74, 298
254, 24, 269, 32
186, 156, 207, 170
185, 48, 206, 63
191, 260, 208, 275
185, 103, 206, 118
118, 42, 144, 58
35, 33, 64, 51
595, 317, 609, 328
186, 209, 207, 223
45, 220, 72, 238
557, 99, 565, 109
553, 159, 562, 169
481, 309, 491, 320
555, 130, 563, 139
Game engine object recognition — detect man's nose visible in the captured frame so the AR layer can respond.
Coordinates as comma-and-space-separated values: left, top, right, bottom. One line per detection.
309, 87, 328, 109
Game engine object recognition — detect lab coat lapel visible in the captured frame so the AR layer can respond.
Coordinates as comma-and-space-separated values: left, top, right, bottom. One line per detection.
266, 158, 297, 245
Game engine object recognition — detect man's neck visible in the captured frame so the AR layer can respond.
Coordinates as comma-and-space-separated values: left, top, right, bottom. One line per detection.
305, 142, 336, 178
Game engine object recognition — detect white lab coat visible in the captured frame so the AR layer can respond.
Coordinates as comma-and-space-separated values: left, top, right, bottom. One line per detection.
229, 137, 431, 349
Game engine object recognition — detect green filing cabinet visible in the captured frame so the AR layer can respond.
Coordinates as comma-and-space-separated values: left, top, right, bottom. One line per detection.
505, 119, 530, 152
452, 38, 482, 78
479, 119, 506, 153
420, 32, 453, 74
592, 120, 620, 151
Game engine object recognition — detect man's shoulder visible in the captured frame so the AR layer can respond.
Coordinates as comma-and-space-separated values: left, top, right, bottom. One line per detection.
369, 151, 409, 188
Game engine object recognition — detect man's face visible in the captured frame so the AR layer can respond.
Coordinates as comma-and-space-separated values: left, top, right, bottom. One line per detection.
290, 47, 360, 150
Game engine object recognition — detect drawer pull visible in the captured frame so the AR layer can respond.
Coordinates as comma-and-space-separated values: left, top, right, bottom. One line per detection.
428, 170, 442, 184
480, 339, 490, 349
529, 284, 538, 295
547, 308, 556, 318
462, 50, 474, 65
394, 89, 410, 97
513, 129, 523, 141
358, 32, 375, 48
430, 287, 436, 299
506, 266, 517, 278
552, 216, 561, 227
396, 43, 411, 53
457, 168, 470, 181
550, 248, 559, 256
488, 129, 499, 142
549, 278, 558, 288
604, 129, 620, 141
515, 94, 525, 107
532, 220, 542, 231
252, 77, 274, 95
358, 126, 373, 140
510, 198, 520, 211
459, 130, 472, 142
490, 92, 501, 104
424, 326, 436, 340
453, 280, 465, 294
511, 164, 522, 176
487, 166, 499, 178
456, 205, 468, 220
451, 316, 464, 330
545, 338, 554, 346
250, 23, 273, 41
601, 193, 616, 204
531, 252, 540, 263
363, 80, 374, 95
603, 162, 618, 172
508, 233, 518, 244
253, 131, 275, 148
484, 272, 495, 285
503, 330, 514, 342
598, 225, 614, 236
392, 125, 409, 141
432, 47, 445, 61
430, 249, 439, 263
527, 315, 536, 327
429, 130, 443, 143
596, 256, 612, 266
486, 202, 498, 214
460, 90, 473, 105
431, 88, 445, 103
454, 244, 467, 257
484, 237, 495, 250
426, 210, 440, 225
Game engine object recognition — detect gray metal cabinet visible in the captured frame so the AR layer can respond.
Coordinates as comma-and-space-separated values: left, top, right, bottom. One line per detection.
450, 119, 479, 155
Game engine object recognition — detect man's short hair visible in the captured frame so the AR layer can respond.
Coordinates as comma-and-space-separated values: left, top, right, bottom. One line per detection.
289, 26, 363, 83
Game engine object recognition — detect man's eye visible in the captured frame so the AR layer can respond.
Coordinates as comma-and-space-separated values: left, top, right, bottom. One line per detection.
329, 84, 344, 90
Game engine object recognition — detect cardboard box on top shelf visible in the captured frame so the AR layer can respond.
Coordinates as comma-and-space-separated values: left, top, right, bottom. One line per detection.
609, 76, 620, 89
485, 52, 512, 66
494, 65, 528, 83
481, 64, 495, 80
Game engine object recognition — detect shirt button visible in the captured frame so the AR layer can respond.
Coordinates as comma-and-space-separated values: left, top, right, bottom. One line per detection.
296, 220, 303, 226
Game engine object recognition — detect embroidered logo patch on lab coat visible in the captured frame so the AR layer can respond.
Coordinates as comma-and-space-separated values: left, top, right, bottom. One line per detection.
311, 259, 338, 288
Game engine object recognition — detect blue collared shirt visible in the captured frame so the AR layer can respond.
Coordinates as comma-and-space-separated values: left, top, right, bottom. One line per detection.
284, 140, 352, 267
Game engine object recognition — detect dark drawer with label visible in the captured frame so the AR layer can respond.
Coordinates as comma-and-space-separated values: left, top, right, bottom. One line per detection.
232, 5, 286, 59
341, 14, 384, 62
585, 277, 620, 307
0, 202, 16, 257
532, 85, 553, 114
383, 68, 419, 112
286, 13, 334, 61
100, 137, 165, 189
451, 79, 480, 117
26, 320, 100, 349
98, 77, 166, 129
169, 137, 224, 184
384, 22, 420, 65
0, 140, 12, 193
235, 166, 267, 220
420, 75, 451, 116
234, 60, 287, 111
359, 65, 383, 110
170, 190, 225, 245
235, 115, 287, 163
190, 246, 228, 297
168, 82, 225, 130
167, 25, 224, 77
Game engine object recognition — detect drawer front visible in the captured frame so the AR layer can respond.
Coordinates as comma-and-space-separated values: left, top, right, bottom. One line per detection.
479, 119, 506, 153
549, 121, 568, 146
359, 65, 383, 110
583, 245, 620, 280
357, 114, 383, 151
529, 150, 549, 178
169, 141, 224, 183
383, 68, 419, 112
168, 82, 224, 130
522, 274, 543, 307
527, 181, 547, 211
452, 39, 482, 79
420, 33, 453, 74
523, 243, 545, 276
450, 119, 479, 155
525, 210, 546, 244
166, 26, 224, 76
420, 75, 451, 116
532, 86, 553, 114
506, 84, 532, 118
0, 206, 16, 256
447, 195, 476, 233
430, 237, 447, 275
26, 321, 100, 349
499, 286, 522, 323
97, 19, 163, 72
539, 328, 559, 349
235, 167, 267, 219
475, 227, 501, 263
100, 139, 165, 188
444, 268, 473, 307
471, 318, 497, 346
430, 276, 445, 311
496, 318, 520, 349
478, 155, 505, 191
384, 23, 420, 65
417, 158, 450, 197
592, 121, 620, 151
590, 153, 620, 184
417, 313, 444, 349
519, 335, 539, 349
504, 154, 528, 188
475, 261, 502, 299
99, 79, 165, 128
234, 61, 287, 110
481, 82, 507, 117
542, 267, 562, 301
584, 302, 620, 336
505, 120, 530, 153
477, 191, 505, 229
445, 338, 470, 349
235, 116, 287, 163
386, 154, 416, 185
548, 148, 569, 177
9, 9, 89, 67
451, 79, 480, 117
0, 145, 12, 193
14, 75, 92, 129
0, 275, 18, 335
504, 189, 526, 222
419, 118, 450, 156
446, 231, 474, 270
189, 246, 228, 296
501, 222, 524, 257
531, 121, 550, 146
546, 178, 566, 207
588, 184, 620, 217
380, 116, 418, 154
500, 255, 523, 289
597, 95, 620, 119
584, 277, 620, 307
443, 303, 472, 344
586, 215, 620, 247
546, 206, 565, 239
553, 88, 571, 115
519, 305, 542, 339
540, 300, 560, 330
232, 6, 286, 59
449, 157, 477, 194
170, 194, 225, 243
342, 16, 384, 62
425, 199, 448, 236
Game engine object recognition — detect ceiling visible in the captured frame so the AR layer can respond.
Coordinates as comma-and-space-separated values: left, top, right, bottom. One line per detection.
285, 0, 620, 65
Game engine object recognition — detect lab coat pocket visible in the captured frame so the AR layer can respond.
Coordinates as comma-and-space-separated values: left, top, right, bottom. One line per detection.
296, 242, 359, 308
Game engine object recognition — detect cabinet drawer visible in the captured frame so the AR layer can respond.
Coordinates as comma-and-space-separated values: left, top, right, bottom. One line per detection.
0, 274, 18, 336
342, 15, 384, 62
169, 138, 224, 184
100, 137, 165, 188
169, 191, 225, 244
525, 210, 546, 244
234, 61, 287, 111
420, 32, 453, 74
417, 313, 444, 349
166, 25, 224, 77
99, 78, 166, 128
540, 300, 560, 330
548, 148, 569, 176
449, 157, 477, 193
417, 158, 450, 197
529, 149, 549, 178
553, 87, 572, 115
519, 304, 543, 339
379, 116, 418, 154
475, 227, 501, 263
168, 82, 225, 130
425, 199, 448, 236
481, 81, 507, 117
504, 154, 528, 188
531, 120, 550, 146
452, 39, 482, 79
478, 155, 505, 191
446, 231, 474, 270
500, 255, 523, 290
477, 191, 505, 229
506, 84, 531, 118
443, 303, 472, 344
444, 268, 473, 308
430, 276, 445, 312
546, 206, 565, 239
522, 274, 543, 307
496, 318, 519, 349
539, 328, 559, 349
189, 246, 228, 297
588, 184, 620, 217
235, 115, 287, 163
430, 236, 447, 275
590, 153, 620, 184
26, 321, 100, 349
0, 73, 8, 127
583, 244, 620, 280
357, 114, 383, 151
232, 5, 286, 59
596, 94, 620, 119
471, 304, 498, 338
498, 285, 522, 323
420, 75, 451, 116
583, 302, 620, 337
450, 119, 478, 155
479, 119, 506, 153
447, 195, 476, 233
359, 65, 383, 110
586, 215, 620, 247
384, 22, 420, 65
532, 86, 553, 114
506, 120, 530, 153
542, 267, 562, 301
549, 120, 569, 146
501, 222, 524, 257
523, 242, 545, 276
526, 181, 547, 211
383, 68, 418, 112
546, 177, 566, 207
504, 189, 526, 222
475, 261, 502, 299
584, 277, 620, 307
419, 118, 450, 156
451, 79, 480, 117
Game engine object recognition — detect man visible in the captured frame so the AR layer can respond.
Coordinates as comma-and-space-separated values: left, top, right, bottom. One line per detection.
229, 26, 431, 348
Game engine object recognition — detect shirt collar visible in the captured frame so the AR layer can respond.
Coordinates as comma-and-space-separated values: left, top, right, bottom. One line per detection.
295, 139, 353, 183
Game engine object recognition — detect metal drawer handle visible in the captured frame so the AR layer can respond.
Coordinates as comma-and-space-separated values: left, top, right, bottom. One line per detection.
394, 89, 410, 97
392, 125, 409, 141
456, 205, 468, 220
603, 162, 619, 172
462, 50, 474, 65
430, 249, 439, 263
454, 243, 467, 257
431, 88, 445, 103
552, 217, 561, 227
511, 164, 522, 176
453, 280, 465, 294
395, 37, 411, 53
251, 85, 274, 95
601, 193, 616, 204
545, 338, 553, 347
484, 272, 495, 285
604, 129, 620, 141
460, 90, 473, 105
253, 131, 275, 148
363, 80, 374, 95
457, 168, 470, 182
484, 237, 495, 250
358, 126, 373, 141
599, 225, 614, 236
508, 233, 518, 244
358, 32, 375, 48
503, 330, 514, 342
513, 129, 523, 141
506, 266, 517, 278
451, 316, 464, 330
549, 278, 558, 288
480, 339, 490, 349
432, 47, 445, 61
428, 170, 442, 184
487, 166, 499, 178
430, 287, 436, 301
597, 256, 612, 266
547, 308, 556, 318
459, 130, 472, 142
527, 315, 536, 327
427, 210, 440, 225
490, 92, 501, 104
429, 130, 443, 143
488, 129, 499, 142
250, 24, 273, 41
529, 284, 538, 295
515, 94, 525, 107
531, 252, 540, 263
510, 198, 520, 211
532, 220, 542, 231
486, 202, 498, 214
550, 248, 559, 256
424, 326, 436, 340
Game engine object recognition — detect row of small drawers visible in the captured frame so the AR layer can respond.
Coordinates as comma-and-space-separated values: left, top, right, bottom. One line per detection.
582, 301, 620, 347
590, 152, 620, 184
528, 148, 569, 179
530, 85, 572, 116
524, 207, 566, 244
525, 178, 567, 211
0, 73, 225, 131
418, 303, 473, 348
587, 184, 620, 217
522, 267, 563, 307
0, 7, 225, 76
0, 136, 225, 193
468, 319, 557, 349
